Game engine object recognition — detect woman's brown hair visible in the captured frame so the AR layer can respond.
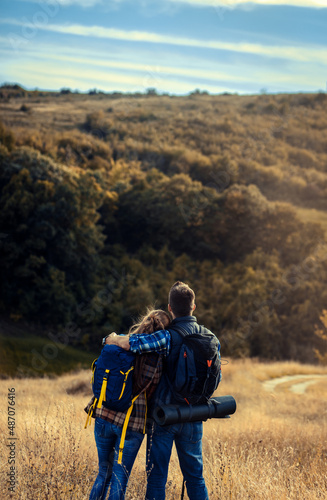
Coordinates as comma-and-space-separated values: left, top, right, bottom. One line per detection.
129, 309, 171, 335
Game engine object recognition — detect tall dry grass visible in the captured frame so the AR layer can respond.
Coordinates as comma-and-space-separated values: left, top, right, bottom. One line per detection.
1, 359, 326, 499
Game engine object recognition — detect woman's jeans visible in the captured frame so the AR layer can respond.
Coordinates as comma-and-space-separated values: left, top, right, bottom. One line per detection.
89, 418, 144, 500
145, 421, 209, 500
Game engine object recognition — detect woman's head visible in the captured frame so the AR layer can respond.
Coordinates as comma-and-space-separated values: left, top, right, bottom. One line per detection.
129, 309, 171, 335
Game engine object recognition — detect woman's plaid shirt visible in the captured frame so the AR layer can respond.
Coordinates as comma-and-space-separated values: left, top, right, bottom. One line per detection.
84, 353, 163, 434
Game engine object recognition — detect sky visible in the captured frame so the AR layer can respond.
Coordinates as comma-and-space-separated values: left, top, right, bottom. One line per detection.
0, 0, 326, 95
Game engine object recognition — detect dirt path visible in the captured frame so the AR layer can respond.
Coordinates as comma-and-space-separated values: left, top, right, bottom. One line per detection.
263, 374, 327, 394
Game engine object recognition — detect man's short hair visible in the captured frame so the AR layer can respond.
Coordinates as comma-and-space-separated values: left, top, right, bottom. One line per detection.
168, 281, 195, 317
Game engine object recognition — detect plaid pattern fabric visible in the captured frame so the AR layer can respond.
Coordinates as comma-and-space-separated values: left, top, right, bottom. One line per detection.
84, 353, 163, 434
129, 329, 171, 356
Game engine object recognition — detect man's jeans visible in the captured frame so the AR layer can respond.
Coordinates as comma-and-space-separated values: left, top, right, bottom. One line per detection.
145, 421, 209, 500
89, 418, 143, 500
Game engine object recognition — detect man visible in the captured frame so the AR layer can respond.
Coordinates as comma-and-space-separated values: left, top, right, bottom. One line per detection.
106, 281, 221, 500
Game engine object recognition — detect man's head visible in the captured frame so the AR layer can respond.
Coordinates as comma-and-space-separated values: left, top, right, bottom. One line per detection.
168, 281, 196, 318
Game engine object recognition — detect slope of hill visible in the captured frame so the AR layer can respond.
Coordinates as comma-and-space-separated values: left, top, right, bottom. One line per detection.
1, 86, 327, 366
0, 317, 97, 378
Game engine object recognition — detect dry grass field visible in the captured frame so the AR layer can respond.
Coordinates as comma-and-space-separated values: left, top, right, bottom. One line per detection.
1, 359, 327, 500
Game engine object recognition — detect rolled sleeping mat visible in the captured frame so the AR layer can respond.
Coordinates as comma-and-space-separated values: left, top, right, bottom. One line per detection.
153, 395, 236, 426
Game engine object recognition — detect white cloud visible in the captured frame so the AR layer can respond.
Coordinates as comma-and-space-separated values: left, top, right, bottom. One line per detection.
7, 48, 251, 82
54, 0, 327, 8
40, 52, 327, 89
15, 0, 327, 7
56, 0, 107, 5
1, 59, 239, 93
2, 59, 312, 94
17, 0, 105, 5
166, 0, 327, 8
1, 34, 324, 94
0, 37, 255, 85
2, 18, 326, 65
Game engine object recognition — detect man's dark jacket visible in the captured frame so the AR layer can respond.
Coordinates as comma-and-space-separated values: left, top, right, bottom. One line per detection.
150, 315, 217, 409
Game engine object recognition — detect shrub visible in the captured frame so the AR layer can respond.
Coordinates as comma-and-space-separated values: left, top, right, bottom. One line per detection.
20, 104, 31, 113
0, 121, 15, 151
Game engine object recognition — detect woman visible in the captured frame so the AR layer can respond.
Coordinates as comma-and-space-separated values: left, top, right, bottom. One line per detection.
85, 309, 171, 500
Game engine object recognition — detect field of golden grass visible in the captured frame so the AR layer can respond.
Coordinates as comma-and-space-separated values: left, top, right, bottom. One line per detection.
1, 359, 326, 499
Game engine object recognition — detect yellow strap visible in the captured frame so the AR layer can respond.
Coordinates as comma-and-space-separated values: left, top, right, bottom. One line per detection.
84, 398, 98, 429
98, 370, 109, 409
90, 358, 97, 385
118, 366, 134, 400
117, 394, 139, 465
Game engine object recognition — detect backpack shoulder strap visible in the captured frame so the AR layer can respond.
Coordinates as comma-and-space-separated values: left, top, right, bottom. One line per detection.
171, 324, 189, 338
118, 392, 143, 464
173, 323, 208, 338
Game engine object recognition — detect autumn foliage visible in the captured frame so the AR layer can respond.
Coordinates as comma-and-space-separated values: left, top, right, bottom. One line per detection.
1, 87, 327, 365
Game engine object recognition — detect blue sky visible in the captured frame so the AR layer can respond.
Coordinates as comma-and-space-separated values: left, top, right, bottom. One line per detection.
0, 0, 326, 94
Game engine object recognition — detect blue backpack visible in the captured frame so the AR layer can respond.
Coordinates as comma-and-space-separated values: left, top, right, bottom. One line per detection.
91, 344, 135, 411
85, 344, 148, 465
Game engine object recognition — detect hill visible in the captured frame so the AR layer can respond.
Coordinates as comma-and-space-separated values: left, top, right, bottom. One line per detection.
0, 317, 97, 378
1, 86, 327, 369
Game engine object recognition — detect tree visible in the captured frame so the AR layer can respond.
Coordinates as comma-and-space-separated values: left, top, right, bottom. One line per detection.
0, 148, 105, 325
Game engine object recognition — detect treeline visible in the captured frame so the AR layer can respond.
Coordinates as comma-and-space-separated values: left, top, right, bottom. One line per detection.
1, 90, 327, 363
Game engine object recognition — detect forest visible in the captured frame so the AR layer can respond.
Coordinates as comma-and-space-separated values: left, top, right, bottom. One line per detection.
1, 84, 327, 369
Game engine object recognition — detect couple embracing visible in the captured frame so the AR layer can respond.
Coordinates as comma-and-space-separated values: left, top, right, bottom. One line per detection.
85, 281, 221, 500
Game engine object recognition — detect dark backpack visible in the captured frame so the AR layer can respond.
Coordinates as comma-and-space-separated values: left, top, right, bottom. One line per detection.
167, 325, 221, 405
91, 344, 135, 411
